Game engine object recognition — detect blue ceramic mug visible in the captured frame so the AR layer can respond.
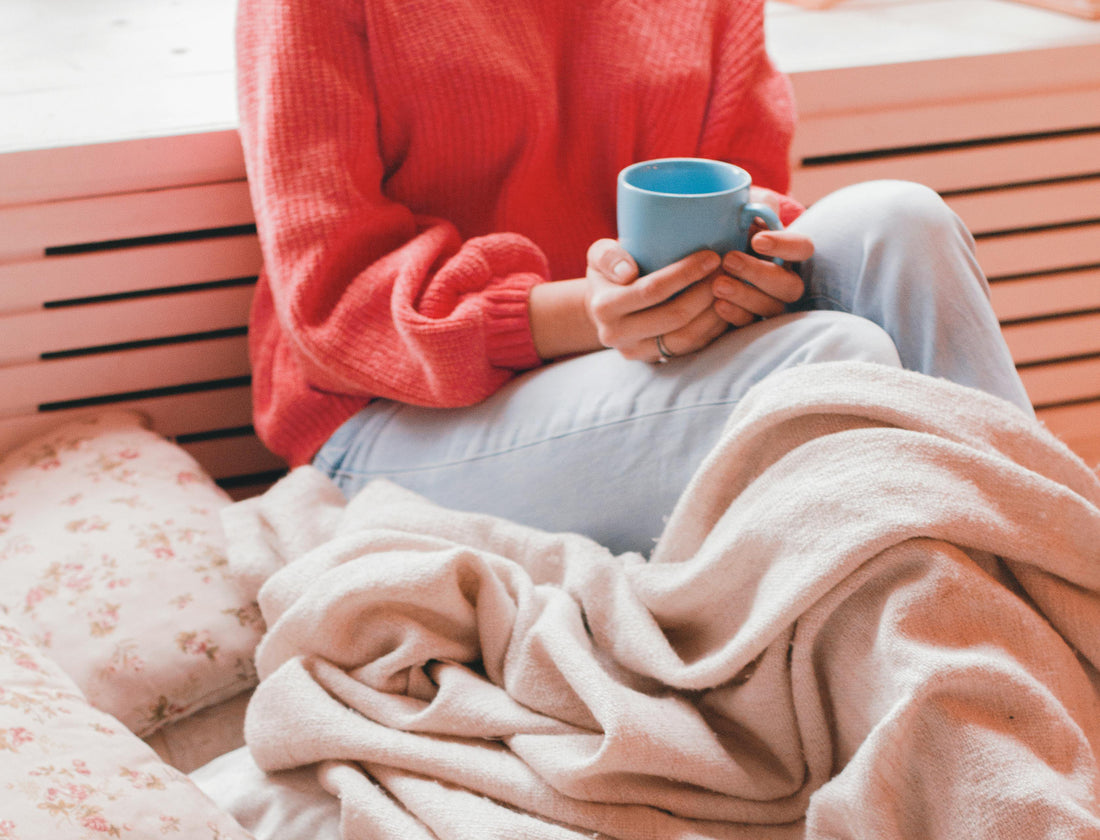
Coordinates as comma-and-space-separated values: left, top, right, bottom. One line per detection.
617, 158, 783, 276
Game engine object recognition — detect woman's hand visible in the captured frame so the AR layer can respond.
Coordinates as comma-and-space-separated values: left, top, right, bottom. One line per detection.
530, 198, 813, 364
712, 229, 812, 326
710, 186, 813, 327
584, 239, 730, 363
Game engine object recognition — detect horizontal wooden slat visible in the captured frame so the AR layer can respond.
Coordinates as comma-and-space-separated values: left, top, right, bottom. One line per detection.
0, 385, 256, 456
0, 180, 255, 260
0, 285, 254, 364
0, 334, 251, 414
1018, 355, 1100, 405
0, 234, 262, 312
783, 37, 1100, 117
991, 267, 1100, 322
182, 434, 287, 482
946, 177, 1100, 236
1003, 311, 1100, 365
976, 223, 1100, 278
1037, 401, 1100, 468
0, 130, 247, 207
793, 87, 1100, 160
792, 131, 1100, 205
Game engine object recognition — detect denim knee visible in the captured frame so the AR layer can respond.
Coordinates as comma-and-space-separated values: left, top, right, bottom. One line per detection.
798, 179, 989, 306
824, 180, 969, 246
790, 310, 902, 369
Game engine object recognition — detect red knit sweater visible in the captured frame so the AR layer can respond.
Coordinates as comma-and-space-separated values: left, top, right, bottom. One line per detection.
237, 0, 801, 467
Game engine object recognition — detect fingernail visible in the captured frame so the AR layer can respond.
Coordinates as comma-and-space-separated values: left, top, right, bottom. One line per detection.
612, 260, 633, 280
753, 233, 775, 251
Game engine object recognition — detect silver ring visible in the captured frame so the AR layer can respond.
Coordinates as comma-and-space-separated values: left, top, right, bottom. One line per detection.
654, 334, 674, 363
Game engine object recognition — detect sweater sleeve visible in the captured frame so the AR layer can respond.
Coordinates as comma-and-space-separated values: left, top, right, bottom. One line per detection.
236, 0, 548, 409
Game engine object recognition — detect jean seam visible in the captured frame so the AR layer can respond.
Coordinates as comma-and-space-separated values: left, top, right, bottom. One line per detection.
799, 291, 850, 313
322, 396, 742, 480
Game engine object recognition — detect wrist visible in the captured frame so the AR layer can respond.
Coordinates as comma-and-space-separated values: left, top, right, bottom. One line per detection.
528, 279, 603, 360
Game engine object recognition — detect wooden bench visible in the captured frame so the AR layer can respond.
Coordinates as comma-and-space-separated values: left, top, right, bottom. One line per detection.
0, 0, 280, 496
769, 0, 1100, 466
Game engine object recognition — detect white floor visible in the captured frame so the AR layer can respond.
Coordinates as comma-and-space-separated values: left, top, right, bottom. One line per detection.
1, 0, 238, 153
767, 0, 1100, 72
3, 0, 1099, 154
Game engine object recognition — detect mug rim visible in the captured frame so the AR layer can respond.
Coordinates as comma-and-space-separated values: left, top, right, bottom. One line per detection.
618, 157, 750, 197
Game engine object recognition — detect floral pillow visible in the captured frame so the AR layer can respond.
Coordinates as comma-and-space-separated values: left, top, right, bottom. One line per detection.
0, 412, 264, 737
0, 613, 255, 839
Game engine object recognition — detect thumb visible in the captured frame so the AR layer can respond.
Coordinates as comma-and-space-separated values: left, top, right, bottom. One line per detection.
587, 238, 638, 285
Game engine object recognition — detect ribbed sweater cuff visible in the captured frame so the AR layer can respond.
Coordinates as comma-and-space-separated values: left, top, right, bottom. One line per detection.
778, 193, 805, 226
484, 276, 544, 370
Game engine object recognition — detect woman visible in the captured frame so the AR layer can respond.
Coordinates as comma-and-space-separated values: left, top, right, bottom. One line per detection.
236, 0, 1031, 554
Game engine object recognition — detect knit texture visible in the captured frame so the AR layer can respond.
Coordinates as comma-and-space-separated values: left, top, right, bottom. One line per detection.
237, 0, 800, 467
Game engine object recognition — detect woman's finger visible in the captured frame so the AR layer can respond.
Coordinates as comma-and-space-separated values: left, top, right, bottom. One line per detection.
713, 299, 757, 328
627, 250, 722, 310
660, 305, 730, 358
623, 302, 731, 363
586, 238, 638, 285
598, 274, 716, 349
722, 250, 805, 304
587, 249, 720, 326
750, 229, 814, 264
713, 271, 789, 317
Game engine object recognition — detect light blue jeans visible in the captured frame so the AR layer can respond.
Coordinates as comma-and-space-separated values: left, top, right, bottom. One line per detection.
314, 181, 1031, 555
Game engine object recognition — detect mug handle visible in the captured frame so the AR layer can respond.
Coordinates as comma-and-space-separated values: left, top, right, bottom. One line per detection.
740, 202, 784, 267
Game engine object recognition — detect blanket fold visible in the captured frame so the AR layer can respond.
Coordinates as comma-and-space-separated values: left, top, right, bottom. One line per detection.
225, 361, 1100, 839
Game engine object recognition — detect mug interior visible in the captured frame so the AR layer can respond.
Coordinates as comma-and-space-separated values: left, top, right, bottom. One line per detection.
622, 159, 747, 196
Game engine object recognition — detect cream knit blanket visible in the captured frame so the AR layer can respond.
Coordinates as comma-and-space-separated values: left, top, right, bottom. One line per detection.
225, 361, 1100, 838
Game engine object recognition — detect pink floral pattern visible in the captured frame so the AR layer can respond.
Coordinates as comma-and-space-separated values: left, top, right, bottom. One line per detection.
0, 618, 254, 839
0, 412, 263, 736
